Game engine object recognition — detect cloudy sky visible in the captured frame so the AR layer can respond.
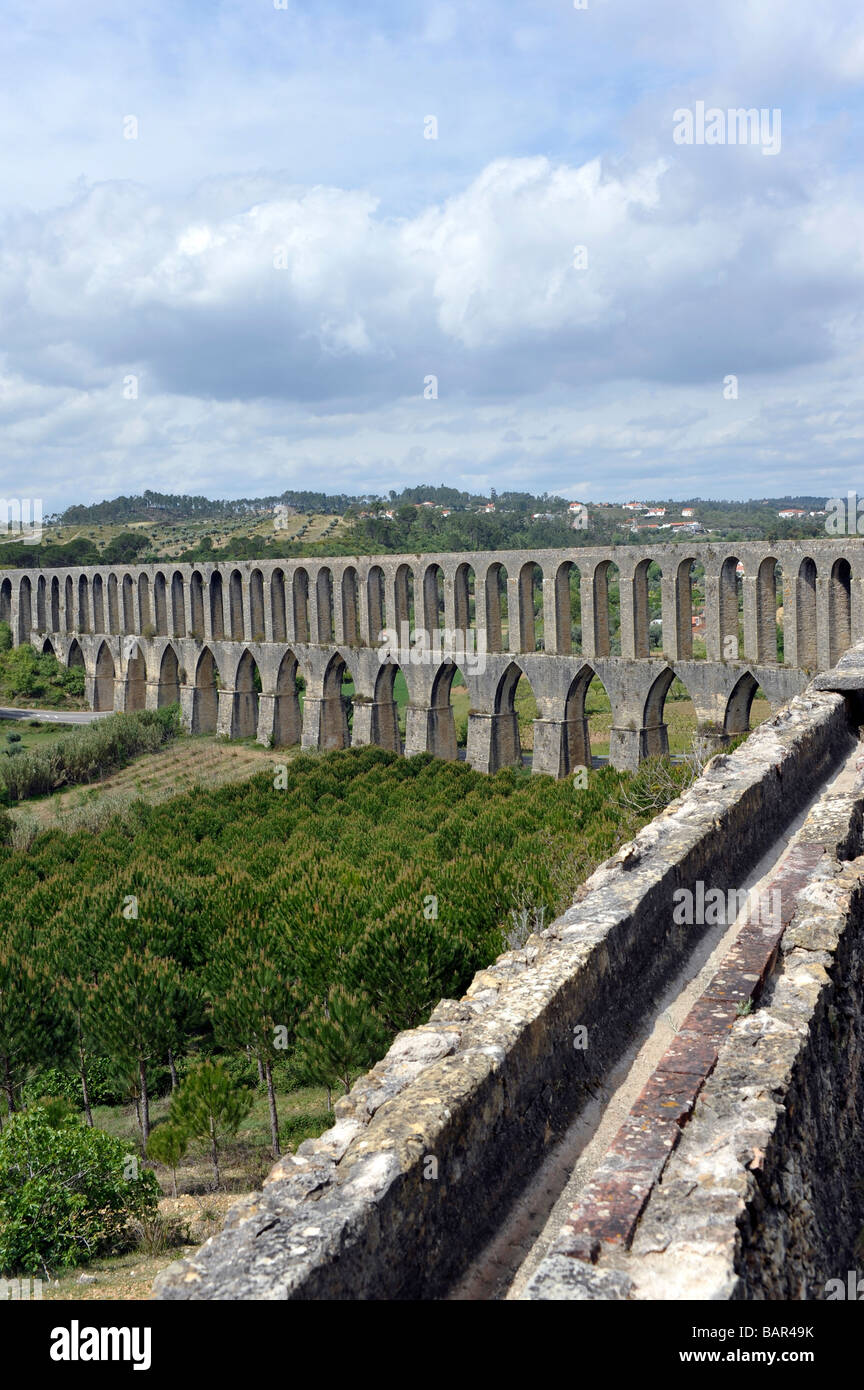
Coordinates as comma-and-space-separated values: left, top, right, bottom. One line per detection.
1, 0, 863, 510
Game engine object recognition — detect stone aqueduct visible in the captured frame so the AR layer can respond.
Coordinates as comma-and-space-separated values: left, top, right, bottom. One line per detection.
0, 538, 861, 773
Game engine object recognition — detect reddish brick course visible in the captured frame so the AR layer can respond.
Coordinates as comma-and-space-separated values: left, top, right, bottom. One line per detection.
555, 841, 827, 1261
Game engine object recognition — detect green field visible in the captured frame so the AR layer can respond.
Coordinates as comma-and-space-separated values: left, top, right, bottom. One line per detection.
0, 748, 694, 1230
0, 720, 78, 754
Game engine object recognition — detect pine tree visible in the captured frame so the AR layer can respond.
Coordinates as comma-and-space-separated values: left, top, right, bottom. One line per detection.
295, 986, 389, 1098
169, 1060, 250, 1189
207, 922, 301, 1158
0, 926, 65, 1123
89, 951, 188, 1150
147, 1123, 187, 1198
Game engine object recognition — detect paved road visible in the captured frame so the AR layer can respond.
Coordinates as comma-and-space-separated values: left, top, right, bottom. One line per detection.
0, 706, 111, 725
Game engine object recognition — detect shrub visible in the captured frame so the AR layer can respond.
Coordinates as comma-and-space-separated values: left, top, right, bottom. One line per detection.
28, 1095, 78, 1128
0, 1108, 160, 1275
0, 642, 85, 705
0, 706, 180, 805
22, 1059, 135, 1111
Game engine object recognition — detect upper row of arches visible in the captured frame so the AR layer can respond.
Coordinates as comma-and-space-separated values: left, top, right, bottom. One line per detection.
0, 550, 857, 669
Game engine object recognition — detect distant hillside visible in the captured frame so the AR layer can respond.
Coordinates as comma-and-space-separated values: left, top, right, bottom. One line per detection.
58, 489, 365, 526
0, 489, 838, 570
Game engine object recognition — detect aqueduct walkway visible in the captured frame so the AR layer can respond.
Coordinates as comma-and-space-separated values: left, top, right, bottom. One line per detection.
0, 539, 860, 772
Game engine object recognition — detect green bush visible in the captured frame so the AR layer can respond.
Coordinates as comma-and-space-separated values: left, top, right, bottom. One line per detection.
0, 1108, 160, 1275
0, 706, 180, 805
21, 1059, 136, 1111
0, 642, 84, 705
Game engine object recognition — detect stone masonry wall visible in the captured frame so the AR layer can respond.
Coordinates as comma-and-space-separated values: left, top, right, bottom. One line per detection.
154, 686, 854, 1301
524, 777, 864, 1300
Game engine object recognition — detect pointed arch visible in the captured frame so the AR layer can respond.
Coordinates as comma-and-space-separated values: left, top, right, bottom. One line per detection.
724, 671, 761, 736
232, 648, 261, 739
320, 651, 356, 749
67, 637, 85, 670
273, 649, 302, 747
192, 647, 219, 734
565, 666, 614, 765
642, 667, 698, 758
125, 642, 147, 710
560, 665, 597, 773
158, 644, 181, 707
423, 660, 463, 761
369, 661, 405, 753
492, 660, 534, 768
94, 641, 116, 711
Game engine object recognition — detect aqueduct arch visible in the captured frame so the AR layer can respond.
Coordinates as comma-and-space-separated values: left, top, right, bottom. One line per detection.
1, 538, 860, 774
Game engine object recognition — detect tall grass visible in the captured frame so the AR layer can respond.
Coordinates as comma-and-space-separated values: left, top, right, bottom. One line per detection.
0, 707, 180, 806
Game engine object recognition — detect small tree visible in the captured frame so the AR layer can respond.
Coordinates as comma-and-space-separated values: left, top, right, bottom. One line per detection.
147, 1124, 187, 1199
296, 986, 389, 1100
169, 1060, 250, 1190
88, 950, 188, 1149
207, 923, 301, 1157
0, 1108, 159, 1276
